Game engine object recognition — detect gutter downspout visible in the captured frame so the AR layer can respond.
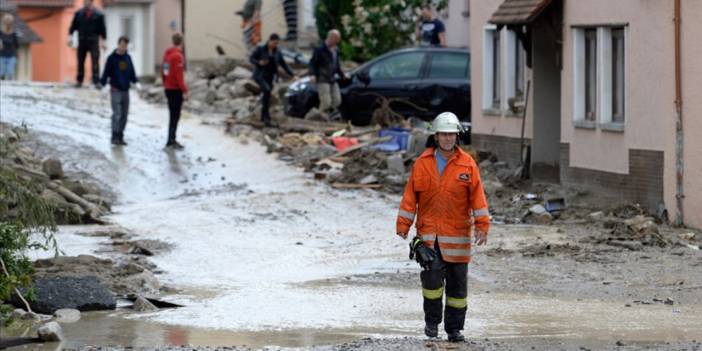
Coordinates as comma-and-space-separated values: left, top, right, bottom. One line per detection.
674, 0, 684, 226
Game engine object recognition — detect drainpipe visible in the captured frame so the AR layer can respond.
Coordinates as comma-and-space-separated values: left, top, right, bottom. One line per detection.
674, 0, 684, 226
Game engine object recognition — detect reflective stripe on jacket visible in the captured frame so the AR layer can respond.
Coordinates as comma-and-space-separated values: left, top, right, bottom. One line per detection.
396, 147, 490, 263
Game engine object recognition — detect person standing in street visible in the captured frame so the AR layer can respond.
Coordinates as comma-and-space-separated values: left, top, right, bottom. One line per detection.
100, 36, 139, 146
309, 29, 346, 118
249, 33, 294, 127
0, 14, 19, 80
416, 5, 446, 47
237, 0, 262, 51
396, 112, 490, 342
69, 0, 107, 88
162, 32, 188, 149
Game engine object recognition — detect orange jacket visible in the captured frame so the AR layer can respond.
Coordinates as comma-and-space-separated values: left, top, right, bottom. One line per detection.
396, 147, 490, 263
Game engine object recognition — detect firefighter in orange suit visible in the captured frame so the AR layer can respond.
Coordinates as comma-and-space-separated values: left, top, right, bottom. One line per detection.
396, 112, 490, 342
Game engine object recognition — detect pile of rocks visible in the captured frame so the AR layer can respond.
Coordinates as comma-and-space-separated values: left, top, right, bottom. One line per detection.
0, 124, 110, 224
140, 57, 289, 118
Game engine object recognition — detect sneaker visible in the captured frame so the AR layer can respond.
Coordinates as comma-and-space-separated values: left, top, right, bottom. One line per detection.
447, 331, 465, 343
94, 83, 103, 90
424, 324, 438, 338
117, 139, 128, 146
111, 138, 120, 145
74, 82, 83, 88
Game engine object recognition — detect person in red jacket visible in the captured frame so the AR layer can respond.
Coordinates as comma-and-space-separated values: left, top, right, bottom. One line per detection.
162, 32, 189, 149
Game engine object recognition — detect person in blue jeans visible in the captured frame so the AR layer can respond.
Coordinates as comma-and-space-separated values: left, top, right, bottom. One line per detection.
100, 36, 139, 146
0, 14, 19, 80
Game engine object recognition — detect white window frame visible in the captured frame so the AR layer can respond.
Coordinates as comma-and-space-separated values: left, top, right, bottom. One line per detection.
483, 26, 528, 114
573, 25, 627, 131
482, 25, 502, 112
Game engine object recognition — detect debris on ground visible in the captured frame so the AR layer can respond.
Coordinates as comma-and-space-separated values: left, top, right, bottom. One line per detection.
1, 124, 109, 224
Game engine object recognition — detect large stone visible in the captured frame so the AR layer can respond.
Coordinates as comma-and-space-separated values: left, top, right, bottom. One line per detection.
122, 271, 160, 294
304, 107, 327, 122
13, 276, 116, 314
216, 84, 232, 100
242, 79, 261, 94
226, 66, 252, 80
37, 321, 64, 341
133, 296, 159, 312
54, 308, 81, 323
189, 78, 209, 92
191, 88, 218, 105
41, 189, 69, 207
42, 158, 64, 179
199, 57, 240, 78
209, 77, 224, 89
230, 80, 254, 98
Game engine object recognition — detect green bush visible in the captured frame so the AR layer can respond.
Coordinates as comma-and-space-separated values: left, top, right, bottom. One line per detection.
315, 0, 447, 62
0, 128, 59, 322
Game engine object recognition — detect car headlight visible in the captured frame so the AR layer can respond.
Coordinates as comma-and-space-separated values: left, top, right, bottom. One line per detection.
288, 77, 312, 93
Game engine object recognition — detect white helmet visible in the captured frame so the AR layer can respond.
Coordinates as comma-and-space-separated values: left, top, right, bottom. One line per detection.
431, 112, 461, 133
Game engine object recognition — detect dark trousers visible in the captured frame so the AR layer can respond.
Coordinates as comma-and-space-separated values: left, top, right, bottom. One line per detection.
254, 74, 274, 123
165, 89, 184, 143
77, 40, 100, 85
283, 0, 298, 41
420, 245, 468, 333
110, 89, 129, 139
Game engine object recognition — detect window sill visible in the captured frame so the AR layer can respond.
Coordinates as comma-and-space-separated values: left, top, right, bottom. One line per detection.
600, 122, 625, 133
482, 109, 502, 117
573, 120, 596, 129
505, 110, 524, 118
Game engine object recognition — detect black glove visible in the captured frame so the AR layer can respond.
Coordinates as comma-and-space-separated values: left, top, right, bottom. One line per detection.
409, 236, 436, 270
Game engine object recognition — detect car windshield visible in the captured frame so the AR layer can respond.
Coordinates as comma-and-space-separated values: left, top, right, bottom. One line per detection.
368, 52, 425, 80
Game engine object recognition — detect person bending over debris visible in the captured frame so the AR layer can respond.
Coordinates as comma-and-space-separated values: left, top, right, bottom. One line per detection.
162, 32, 189, 149
396, 112, 490, 342
100, 36, 140, 146
249, 33, 295, 127
309, 29, 346, 119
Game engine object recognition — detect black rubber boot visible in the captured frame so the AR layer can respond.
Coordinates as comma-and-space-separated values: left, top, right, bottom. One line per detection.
424, 324, 438, 338
447, 331, 465, 343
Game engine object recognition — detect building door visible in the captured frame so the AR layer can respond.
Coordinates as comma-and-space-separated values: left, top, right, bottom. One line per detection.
105, 5, 148, 76
529, 3, 562, 182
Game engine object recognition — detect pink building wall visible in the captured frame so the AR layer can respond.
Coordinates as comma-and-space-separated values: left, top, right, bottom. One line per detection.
469, 0, 702, 228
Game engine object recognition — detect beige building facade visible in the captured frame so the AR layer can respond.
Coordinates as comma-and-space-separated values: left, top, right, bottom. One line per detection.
470, 0, 702, 228
183, 0, 288, 61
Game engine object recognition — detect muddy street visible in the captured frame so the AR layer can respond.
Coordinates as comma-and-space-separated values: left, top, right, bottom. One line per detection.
2, 83, 702, 350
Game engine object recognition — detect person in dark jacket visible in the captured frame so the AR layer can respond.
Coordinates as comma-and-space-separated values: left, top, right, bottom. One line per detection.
100, 36, 139, 146
162, 32, 188, 149
0, 14, 19, 80
249, 33, 295, 127
309, 29, 346, 116
69, 0, 107, 88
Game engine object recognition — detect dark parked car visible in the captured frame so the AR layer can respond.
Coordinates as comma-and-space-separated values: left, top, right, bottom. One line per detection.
284, 47, 470, 126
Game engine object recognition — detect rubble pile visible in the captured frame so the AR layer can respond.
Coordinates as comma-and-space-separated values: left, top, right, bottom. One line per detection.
140, 57, 268, 116
0, 124, 110, 224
